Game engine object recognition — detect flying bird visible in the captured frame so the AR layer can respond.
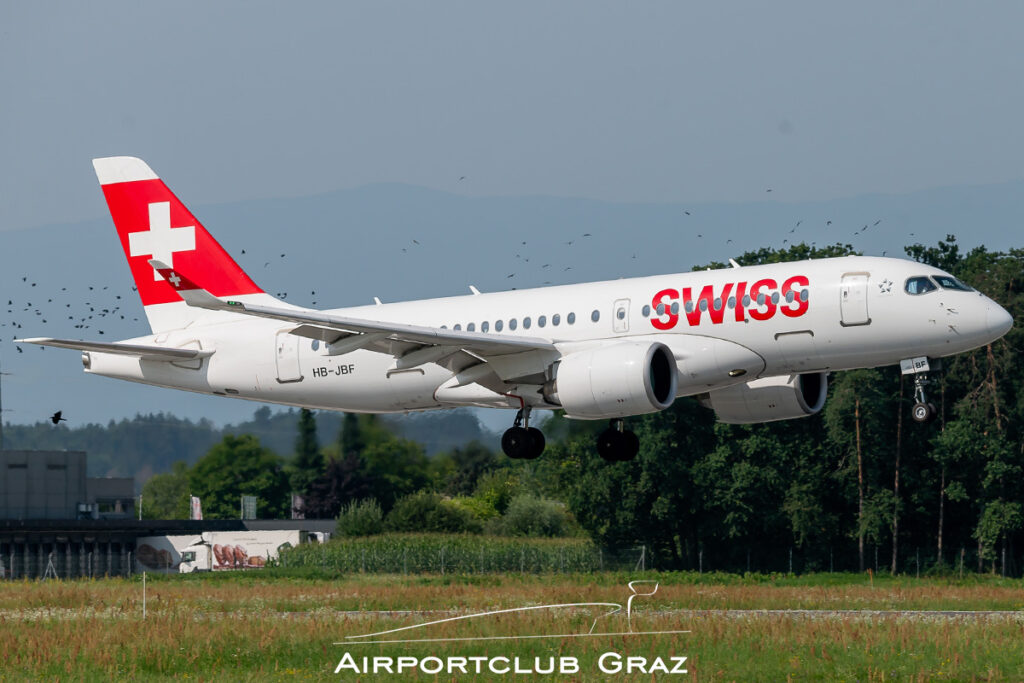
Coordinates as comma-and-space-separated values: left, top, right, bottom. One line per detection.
50, 411, 66, 425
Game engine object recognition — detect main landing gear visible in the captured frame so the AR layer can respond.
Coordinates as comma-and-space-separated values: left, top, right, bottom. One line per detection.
596, 419, 640, 462
502, 407, 546, 460
902, 356, 939, 423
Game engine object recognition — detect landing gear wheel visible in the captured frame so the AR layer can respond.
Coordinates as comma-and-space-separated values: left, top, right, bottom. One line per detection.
622, 430, 640, 460
597, 428, 623, 462
502, 426, 530, 459
501, 408, 546, 459
523, 427, 545, 460
911, 402, 932, 423
596, 426, 640, 462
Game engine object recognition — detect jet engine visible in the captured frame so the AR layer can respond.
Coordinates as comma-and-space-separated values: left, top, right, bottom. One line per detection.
542, 342, 677, 419
699, 372, 828, 424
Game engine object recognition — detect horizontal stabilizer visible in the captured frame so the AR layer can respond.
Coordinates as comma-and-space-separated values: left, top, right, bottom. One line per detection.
15, 337, 214, 362
148, 259, 234, 311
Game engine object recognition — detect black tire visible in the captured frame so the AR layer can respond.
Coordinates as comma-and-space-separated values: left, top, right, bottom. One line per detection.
596, 429, 622, 462
524, 427, 546, 459
911, 402, 931, 423
620, 430, 640, 461
927, 402, 938, 420
502, 427, 529, 458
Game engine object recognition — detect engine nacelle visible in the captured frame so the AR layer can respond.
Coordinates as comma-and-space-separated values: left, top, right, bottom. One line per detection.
700, 372, 828, 424
542, 342, 677, 419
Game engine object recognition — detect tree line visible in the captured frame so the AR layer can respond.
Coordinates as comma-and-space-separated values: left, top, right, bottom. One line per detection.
143, 237, 1022, 575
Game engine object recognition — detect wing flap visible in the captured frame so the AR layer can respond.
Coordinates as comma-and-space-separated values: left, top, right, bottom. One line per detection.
15, 337, 214, 362
223, 300, 557, 356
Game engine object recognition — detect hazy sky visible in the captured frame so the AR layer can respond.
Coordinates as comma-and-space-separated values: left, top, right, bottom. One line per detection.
3, 2, 1024, 232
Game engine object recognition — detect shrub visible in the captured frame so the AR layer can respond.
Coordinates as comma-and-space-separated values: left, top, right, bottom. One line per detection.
385, 492, 481, 533
336, 498, 384, 536
471, 470, 523, 515
487, 494, 577, 538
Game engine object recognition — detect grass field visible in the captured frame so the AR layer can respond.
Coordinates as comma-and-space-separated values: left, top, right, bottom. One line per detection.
1, 571, 1023, 681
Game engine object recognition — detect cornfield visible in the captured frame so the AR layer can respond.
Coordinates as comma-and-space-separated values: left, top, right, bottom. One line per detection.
274, 533, 642, 574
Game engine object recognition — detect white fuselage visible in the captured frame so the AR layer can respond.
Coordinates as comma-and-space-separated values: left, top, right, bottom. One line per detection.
83, 256, 1010, 415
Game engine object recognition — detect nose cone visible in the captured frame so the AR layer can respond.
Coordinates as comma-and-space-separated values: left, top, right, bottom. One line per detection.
987, 303, 1013, 340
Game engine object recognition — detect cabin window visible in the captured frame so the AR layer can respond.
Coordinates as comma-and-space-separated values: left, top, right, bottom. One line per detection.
509, 319, 518, 330
523, 317, 532, 329
685, 301, 694, 313
785, 291, 795, 303
454, 324, 462, 330
727, 297, 736, 309
552, 313, 561, 326
495, 320, 503, 332
800, 289, 809, 302
770, 292, 780, 305
311, 340, 320, 351
742, 295, 751, 307
467, 322, 476, 332
905, 276, 937, 295
641, 305, 651, 317
591, 310, 600, 322
933, 275, 973, 292
538, 315, 547, 328
481, 321, 489, 332
656, 303, 665, 315
567, 312, 576, 324
670, 302, 679, 315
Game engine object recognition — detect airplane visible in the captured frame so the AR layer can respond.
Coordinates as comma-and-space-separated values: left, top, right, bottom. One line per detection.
18, 157, 1013, 462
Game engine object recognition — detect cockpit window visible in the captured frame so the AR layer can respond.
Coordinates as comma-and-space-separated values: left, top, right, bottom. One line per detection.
905, 276, 938, 295
933, 275, 974, 292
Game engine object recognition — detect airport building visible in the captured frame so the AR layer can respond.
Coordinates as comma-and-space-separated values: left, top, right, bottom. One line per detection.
1, 450, 135, 520
0, 450, 332, 579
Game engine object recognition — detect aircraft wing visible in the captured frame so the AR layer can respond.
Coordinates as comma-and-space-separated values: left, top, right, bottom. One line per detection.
150, 260, 557, 383
222, 300, 557, 356
15, 337, 214, 362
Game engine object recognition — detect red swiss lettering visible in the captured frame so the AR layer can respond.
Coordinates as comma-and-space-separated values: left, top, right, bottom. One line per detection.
780, 275, 809, 318
747, 279, 777, 321
650, 288, 679, 330
682, 283, 734, 326
733, 281, 747, 322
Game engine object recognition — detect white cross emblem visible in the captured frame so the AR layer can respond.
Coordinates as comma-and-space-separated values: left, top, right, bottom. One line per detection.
168, 272, 182, 288
128, 202, 196, 280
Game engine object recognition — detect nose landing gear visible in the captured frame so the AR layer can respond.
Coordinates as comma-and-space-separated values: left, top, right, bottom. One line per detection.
597, 419, 640, 462
902, 356, 938, 423
501, 406, 545, 459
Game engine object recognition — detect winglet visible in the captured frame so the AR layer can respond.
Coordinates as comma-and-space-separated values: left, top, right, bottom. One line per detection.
148, 259, 234, 311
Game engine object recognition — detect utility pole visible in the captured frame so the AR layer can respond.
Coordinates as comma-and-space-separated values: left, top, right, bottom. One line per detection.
0, 356, 11, 451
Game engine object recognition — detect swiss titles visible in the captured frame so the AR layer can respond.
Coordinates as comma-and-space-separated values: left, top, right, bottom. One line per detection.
650, 276, 809, 330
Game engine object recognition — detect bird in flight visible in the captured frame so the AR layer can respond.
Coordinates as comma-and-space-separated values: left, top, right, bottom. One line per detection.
50, 411, 66, 425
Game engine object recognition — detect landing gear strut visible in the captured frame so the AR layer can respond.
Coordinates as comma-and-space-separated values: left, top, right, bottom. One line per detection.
596, 419, 640, 462
901, 356, 938, 423
502, 406, 545, 459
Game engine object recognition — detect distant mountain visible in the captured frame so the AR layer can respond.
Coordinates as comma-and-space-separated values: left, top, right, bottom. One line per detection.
1, 407, 493, 489
1, 179, 1022, 427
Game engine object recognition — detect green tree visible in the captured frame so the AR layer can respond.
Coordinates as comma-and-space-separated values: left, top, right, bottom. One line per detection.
287, 408, 324, 496
361, 436, 431, 512
189, 435, 290, 519
140, 461, 190, 519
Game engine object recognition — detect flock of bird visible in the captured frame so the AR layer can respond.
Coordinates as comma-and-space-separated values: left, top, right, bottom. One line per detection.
2, 191, 894, 425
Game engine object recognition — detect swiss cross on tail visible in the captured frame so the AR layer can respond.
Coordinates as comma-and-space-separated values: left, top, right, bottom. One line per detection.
93, 156, 263, 307
129, 202, 196, 281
